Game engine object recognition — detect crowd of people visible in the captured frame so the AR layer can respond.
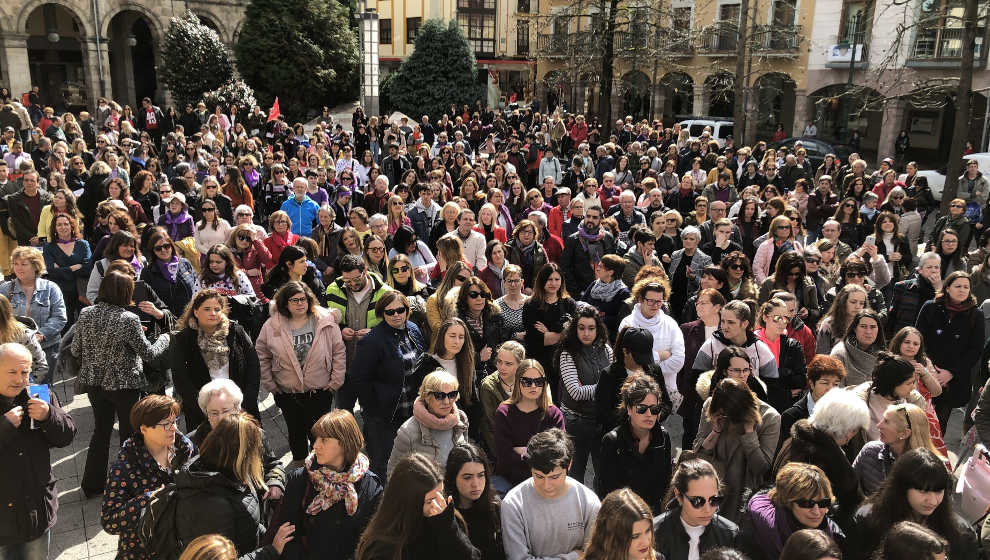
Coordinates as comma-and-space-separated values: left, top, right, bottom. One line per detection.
1, 88, 990, 560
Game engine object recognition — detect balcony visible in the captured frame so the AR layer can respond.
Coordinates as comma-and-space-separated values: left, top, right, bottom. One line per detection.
658, 29, 694, 55
536, 31, 597, 57
908, 26, 986, 67
751, 24, 803, 55
698, 22, 738, 53
613, 31, 650, 56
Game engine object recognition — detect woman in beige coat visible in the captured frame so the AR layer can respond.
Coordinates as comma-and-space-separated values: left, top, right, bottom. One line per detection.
257, 280, 347, 462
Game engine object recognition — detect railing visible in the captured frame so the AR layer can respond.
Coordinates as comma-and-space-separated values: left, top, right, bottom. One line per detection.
536, 31, 597, 57
613, 30, 650, 54
911, 26, 985, 60
751, 24, 803, 53
658, 28, 694, 54
698, 22, 739, 52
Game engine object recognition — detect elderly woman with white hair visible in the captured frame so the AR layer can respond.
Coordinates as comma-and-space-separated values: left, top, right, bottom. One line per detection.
667, 225, 713, 315
187, 378, 287, 501
232, 204, 266, 240
773, 386, 870, 523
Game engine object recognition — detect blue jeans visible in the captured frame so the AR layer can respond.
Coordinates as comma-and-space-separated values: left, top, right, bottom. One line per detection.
563, 410, 600, 487
0, 531, 50, 560
362, 414, 396, 481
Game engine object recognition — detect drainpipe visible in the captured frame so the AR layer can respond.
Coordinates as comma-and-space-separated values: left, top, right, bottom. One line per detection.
92, 0, 106, 100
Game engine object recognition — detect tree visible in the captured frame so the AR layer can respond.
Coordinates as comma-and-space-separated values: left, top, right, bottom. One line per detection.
201, 79, 258, 113
159, 11, 234, 109
235, 0, 360, 120
388, 20, 484, 121
941, 0, 978, 209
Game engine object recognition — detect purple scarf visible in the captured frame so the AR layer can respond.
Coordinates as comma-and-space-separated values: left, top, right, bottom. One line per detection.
243, 169, 260, 188
157, 255, 180, 283
578, 224, 605, 264
164, 210, 190, 240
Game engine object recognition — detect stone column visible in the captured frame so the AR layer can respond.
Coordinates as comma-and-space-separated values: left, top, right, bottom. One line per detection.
693, 87, 706, 117
877, 99, 906, 162
791, 88, 809, 137
82, 36, 112, 108
0, 33, 32, 101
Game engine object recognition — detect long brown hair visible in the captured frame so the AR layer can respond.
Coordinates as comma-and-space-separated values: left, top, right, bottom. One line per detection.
0, 294, 26, 343
582, 489, 655, 560
431, 318, 475, 406
199, 411, 264, 490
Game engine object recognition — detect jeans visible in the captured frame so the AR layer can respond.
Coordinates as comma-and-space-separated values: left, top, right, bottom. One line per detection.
362, 414, 397, 481
82, 388, 142, 494
274, 390, 333, 461
0, 531, 50, 560
563, 410, 600, 487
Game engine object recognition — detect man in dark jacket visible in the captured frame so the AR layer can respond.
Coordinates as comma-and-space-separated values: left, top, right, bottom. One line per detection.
2, 170, 51, 246
805, 175, 839, 243
0, 342, 76, 557
560, 206, 616, 295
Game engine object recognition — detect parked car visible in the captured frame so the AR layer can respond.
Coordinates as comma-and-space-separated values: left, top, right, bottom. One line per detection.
771, 137, 852, 173
908, 153, 990, 202
679, 118, 735, 148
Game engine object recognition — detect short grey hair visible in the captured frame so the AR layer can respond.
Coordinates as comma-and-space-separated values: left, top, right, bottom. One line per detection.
369, 213, 388, 227
529, 210, 547, 228
197, 378, 244, 413
234, 204, 254, 217
681, 226, 701, 241
809, 388, 869, 439
918, 251, 941, 269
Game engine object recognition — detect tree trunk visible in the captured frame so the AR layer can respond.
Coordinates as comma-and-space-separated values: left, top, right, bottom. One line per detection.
732, 0, 750, 140
598, 0, 620, 127
940, 0, 977, 211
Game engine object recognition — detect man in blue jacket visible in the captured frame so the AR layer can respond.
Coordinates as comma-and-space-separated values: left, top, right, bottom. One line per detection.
280, 177, 320, 237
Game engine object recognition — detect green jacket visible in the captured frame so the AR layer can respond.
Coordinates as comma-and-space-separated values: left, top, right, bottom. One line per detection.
325, 273, 391, 329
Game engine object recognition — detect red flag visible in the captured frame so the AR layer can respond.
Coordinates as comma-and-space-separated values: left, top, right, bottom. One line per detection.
267, 97, 280, 122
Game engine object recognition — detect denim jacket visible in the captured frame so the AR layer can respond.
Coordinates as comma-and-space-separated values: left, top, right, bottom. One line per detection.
0, 278, 67, 349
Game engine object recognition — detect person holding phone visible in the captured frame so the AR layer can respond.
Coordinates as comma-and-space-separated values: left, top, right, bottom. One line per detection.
0, 342, 75, 559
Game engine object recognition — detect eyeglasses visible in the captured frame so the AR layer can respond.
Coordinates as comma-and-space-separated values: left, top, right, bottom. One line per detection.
237, 235, 253, 242
793, 498, 832, 510
845, 271, 866, 278
633, 404, 663, 415
368, 246, 385, 253
643, 298, 663, 307
274, 170, 285, 175
391, 201, 403, 206
382, 307, 407, 316
202, 207, 216, 212
468, 290, 490, 300
684, 495, 725, 509
391, 265, 410, 274
805, 257, 821, 264
776, 225, 792, 230
155, 417, 180, 429
206, 409, 235, 420
843, 203, 855, 208
519, 376, 547, 387
153, 244, 172, 252
951, 203, 965, 208
769, 314, 789, 323
429, 390, 460, 401
727, 366, 752, 376
288, 296, 309, 305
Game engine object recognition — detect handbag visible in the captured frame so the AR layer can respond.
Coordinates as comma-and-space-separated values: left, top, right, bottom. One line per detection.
955, 443, 990, 525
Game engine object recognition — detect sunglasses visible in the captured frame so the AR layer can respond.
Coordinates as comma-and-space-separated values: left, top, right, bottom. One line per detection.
429, 390, 460, 401
793, 498, 832, 510
632, 404, 664, 415
684, 495, 725, 509
468, 290, 490, 299
519, 376, 547, 387
805, 257, 821, 264
845, 271, 866, 278
951, 203, 965, 208
382, 307, 407, 316
391, 265, 410, 274
455, 275, 470, 283
202, 207, 216, 212
153, 244, 172, 252
237, 235, 253, 242
728, 263, 745, 270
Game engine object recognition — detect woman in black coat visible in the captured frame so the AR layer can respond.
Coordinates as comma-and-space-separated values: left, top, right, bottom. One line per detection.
140, 227, 197, 316
273, 410, 383, 560
754, 298, 808, 414
596, 375, 672, 513
915, 270, 985, 431
169, 289, 261, 431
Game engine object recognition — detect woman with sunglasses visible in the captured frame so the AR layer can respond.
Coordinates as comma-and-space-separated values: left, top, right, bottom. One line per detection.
140, 227, 197, 316
753, 298, 808, 413
193, 198, 233, 258
596, 374, 672, 512
493, 359, 565, 492
848, 448, 978, 560
830, 197, 863, 247
742, 463, 843, 560
387, 369, 469, 478
653, 457, 739, 559
719, 251, 759, 301
256, 281, 345, 462
753, 215, 802, 284
386, 252, 431, 329
758, 250, 820, 323
455, 276, 503, 383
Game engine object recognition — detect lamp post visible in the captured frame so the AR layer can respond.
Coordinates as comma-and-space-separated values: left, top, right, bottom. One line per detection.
358, 0, 380, 118
841, 10, 861, 143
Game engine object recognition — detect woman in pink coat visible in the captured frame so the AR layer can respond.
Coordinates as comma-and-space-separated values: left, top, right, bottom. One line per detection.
256, 280, 347, 461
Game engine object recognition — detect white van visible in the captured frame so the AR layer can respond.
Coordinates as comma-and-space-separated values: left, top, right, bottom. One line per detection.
679, 119, 735, 148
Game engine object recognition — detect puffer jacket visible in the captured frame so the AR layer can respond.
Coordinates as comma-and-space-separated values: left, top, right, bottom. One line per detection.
186, 421, 286, 494
0, 389, 75, 546
173, 464, 277, 560
256, 308, 347, 394
387, 407, 469, 478
653, 508, 739, 560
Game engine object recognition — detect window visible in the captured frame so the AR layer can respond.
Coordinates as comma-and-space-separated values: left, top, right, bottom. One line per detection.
716, 3, 740, 50
518, 0, 530, 13
911, 0, 986, 59
838, 1, 870, 44
672, 7, 692, 30
771, 0, 798, 27
457, 12, 497, 57
380, 19, 392, 44
406, 17, 421, 43
517, 21, 530, 55
458, 0, 495, 8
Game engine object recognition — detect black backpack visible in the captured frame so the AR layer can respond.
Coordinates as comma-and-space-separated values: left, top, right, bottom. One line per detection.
139, 483, 184, 560
227, 294, 269, 340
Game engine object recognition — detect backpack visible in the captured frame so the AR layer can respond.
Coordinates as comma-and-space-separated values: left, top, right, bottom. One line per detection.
139, 483, 184, 560
227, 294, 269, 340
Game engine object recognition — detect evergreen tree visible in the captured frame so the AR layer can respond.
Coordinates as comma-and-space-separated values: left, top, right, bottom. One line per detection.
235, 0, 360, 120
389, 20, 484, 121
159, 11, 234, 109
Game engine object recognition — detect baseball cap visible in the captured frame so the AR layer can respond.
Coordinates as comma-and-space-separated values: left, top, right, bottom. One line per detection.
555, 187, 571, 197
170, 192, 186, 206
619, 327, 655, 368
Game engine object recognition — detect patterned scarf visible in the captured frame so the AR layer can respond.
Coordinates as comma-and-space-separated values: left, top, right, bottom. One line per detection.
578, 224, 605, 264
196, 315, 230, 372
305, 452, 369, 516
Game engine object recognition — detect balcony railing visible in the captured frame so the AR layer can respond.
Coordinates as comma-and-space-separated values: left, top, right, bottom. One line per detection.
658, 29, 694, 54
613, 31, 650, 55
536, 31, 597, 57
751, 24, 803, 53
911, 26, 985, 60
699, 22, 739, 53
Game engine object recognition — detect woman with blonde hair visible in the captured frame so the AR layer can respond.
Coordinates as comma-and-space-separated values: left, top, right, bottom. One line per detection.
388, 369, 469, 477
426, 261, 470, 331
430, 200, 461, 249
386, 194, 411, 236
852, 402, 948, 495
0, 293, 47, 381
178, 534, 237, 560
429, 234, 469, 286
581, 488, 656, 560
0, 246, 66, 379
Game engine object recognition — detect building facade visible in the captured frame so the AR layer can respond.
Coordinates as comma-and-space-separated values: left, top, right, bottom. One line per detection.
0, 0, 246, 112
367, 0, 534, 106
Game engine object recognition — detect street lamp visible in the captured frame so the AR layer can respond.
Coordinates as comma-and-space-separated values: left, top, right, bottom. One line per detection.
358, 0, 380, 118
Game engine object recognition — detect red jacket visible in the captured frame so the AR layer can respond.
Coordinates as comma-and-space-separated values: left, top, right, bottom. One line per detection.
473, 224, 507, 244
543, 232, 564, 264
547, 205, 568, 239
786, 323, 816, 368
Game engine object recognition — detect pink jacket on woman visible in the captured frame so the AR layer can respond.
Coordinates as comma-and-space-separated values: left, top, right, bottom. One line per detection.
256, 307, 347, 393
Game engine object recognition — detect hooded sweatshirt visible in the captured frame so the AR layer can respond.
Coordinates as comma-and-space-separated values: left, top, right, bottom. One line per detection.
617, 303, 685, 396
692, 330, 779, 382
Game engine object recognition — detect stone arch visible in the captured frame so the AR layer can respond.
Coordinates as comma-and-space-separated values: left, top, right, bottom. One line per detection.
808, 83, 883, 152
99, 3, 164, 45
231, 18, 245, 45
754, 72, 796, 138
619, 70, 651, 120
17, 0, 93, 37
659, 71, 694, 120
192, 10, 230, 44
705, 71, 735, 117
106, 9, 161, 107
